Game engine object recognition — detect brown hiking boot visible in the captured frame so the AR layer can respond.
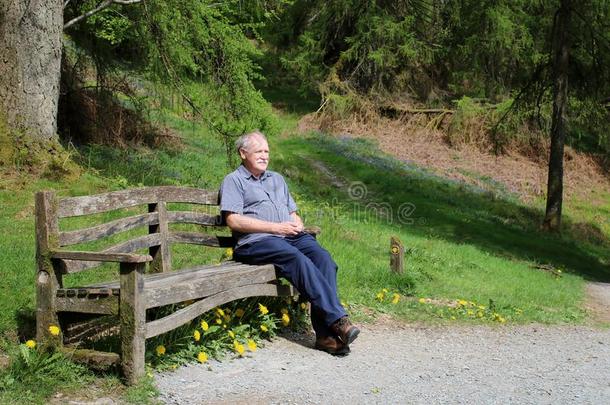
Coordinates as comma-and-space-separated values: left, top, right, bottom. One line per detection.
330, 316, 360, 345
314, 335, 350, 356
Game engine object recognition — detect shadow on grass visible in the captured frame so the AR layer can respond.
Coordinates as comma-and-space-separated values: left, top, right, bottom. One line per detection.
276, 134, 610, 283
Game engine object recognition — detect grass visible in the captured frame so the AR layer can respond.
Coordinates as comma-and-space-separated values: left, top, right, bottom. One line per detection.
0, 102, 609, 402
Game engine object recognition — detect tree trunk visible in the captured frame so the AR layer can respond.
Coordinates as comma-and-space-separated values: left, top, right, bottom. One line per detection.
0, 0, 63, 140
543, 0, 571, 232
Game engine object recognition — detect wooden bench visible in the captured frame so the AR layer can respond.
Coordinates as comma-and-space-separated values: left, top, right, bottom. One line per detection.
35, 186, 302, 384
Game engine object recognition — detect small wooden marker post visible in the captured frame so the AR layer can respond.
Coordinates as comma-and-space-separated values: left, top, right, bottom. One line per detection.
390, 236, 405, 274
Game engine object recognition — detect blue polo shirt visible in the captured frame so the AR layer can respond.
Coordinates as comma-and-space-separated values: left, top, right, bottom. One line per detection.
219, 165, 298, 247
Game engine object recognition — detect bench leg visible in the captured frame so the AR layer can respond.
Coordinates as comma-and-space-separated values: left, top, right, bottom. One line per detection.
120, 262, 146, 385
36, 268, 62, 349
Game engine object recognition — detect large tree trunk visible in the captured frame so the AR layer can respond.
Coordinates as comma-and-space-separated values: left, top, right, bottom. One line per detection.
543, 0, 571, 232
0, 0, 63, 140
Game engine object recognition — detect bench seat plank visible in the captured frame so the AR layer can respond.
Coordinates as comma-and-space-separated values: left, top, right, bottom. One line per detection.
56, 261, 278, 310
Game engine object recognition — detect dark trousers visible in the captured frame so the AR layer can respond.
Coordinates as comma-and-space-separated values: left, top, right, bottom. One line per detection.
234, 233, 347, 337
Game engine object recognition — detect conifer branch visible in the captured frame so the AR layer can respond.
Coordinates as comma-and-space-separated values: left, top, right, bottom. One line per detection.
63, 0, 142, 30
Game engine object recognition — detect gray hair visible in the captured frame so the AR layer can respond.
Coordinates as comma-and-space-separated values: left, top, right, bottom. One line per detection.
235, 130, 267, 154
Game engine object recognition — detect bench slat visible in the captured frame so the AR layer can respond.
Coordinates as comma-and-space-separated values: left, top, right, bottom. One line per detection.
145, 264, 277, 308
86, 261, 245, 291
56, 295, 119, 315
59, 186, 219, 218
61, 234, 161, 273
60, 213, 160, 246
169, 231, 234, 247
145, 283, 294, 338
167, 211, 222, 226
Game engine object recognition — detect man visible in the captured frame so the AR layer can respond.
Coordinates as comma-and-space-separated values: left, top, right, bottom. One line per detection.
219, 130, 360, 355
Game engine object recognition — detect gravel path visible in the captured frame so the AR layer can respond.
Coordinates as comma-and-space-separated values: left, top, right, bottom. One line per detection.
155, 322, 610, 404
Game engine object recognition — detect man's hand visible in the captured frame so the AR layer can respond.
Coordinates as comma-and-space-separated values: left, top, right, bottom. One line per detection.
272, 221, 302, 236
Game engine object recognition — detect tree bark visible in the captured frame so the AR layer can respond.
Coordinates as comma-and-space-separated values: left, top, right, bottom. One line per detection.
543, 0, 571, 232
0, 0, 63, 140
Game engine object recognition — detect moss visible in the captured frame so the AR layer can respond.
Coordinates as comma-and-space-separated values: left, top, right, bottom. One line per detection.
0, 113, 81, 180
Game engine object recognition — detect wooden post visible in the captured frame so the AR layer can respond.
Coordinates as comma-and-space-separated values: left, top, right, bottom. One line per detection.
148, 201, 171, 273
35, 191, 63, 348
120, 261, 146, 385
390, 236, 404, 274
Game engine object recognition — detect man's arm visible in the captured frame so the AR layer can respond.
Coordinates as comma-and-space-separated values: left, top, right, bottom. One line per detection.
225, 212, 302, 236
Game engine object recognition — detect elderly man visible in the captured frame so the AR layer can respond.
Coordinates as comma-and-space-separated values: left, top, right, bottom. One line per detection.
219, 130, 360, 355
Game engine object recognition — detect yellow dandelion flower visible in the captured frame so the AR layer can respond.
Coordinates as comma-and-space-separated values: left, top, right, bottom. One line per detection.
216, 307, 225, 317
418, 298, 426, 304
201, 320, 209, 331
391, 293, 400, 304
247, 339, 257, 352
193, 330, 201, 342
48, 325, 60, 336
450, 316, 456, 320
215, 318, 222, 325
197, 352, 208, 363
498, 317, 506, 323
340, 300, 347, 307
457, 299, 468, 307
156, 345, 166, 356
477, 311, 483, 318
234, 342, 245, 356
235, 308, 245, 318
375, 292, 385, 302
258, 303, 269, 315
478, 305, 486, 310
25, 340, 36, 349
222, 323, 227, 329
225, 248, 233, 258
228, 330, 235, 339
300, 302, 308, 310
467, 310, 474, 316
382, 288, 389, 293
260, 324, 269, 332
281, 313, 290, 326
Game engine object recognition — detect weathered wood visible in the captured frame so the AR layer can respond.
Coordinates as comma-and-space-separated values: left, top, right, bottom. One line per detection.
59, 212, 159, 246
86, 261, 245, 290
145, 264, 277, 308
61, 234, 160, 273
60, 347, 120, 371
169, 231, 235, 247
304, 226, 321, 236
56, 296, 119, 315
120, 261, 146, 385
390, 236, 405, 274
58, 186, 219, 218
148, 202, 171, 273
167, 211, 222, 226
51, 250, 153, 263
35, 191, 63, 347
146, 283, 294, 338
57, 287, 118, 297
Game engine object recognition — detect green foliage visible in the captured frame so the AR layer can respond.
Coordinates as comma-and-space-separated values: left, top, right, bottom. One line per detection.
146, 297, 308, 369
0, 344, 93, 404
281, 0, 440, 96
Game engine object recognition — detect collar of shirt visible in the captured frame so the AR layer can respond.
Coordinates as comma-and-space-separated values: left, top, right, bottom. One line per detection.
237, 164, 271, 180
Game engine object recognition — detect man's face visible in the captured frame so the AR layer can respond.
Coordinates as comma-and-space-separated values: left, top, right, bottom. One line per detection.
240, 135, 269, 177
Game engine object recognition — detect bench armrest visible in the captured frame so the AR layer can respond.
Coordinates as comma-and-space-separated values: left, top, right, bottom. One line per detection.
304, 226, 321, 236
50, 250, 153, 263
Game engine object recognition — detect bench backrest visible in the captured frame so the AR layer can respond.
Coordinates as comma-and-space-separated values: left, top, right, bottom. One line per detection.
35, 186, 232, 278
